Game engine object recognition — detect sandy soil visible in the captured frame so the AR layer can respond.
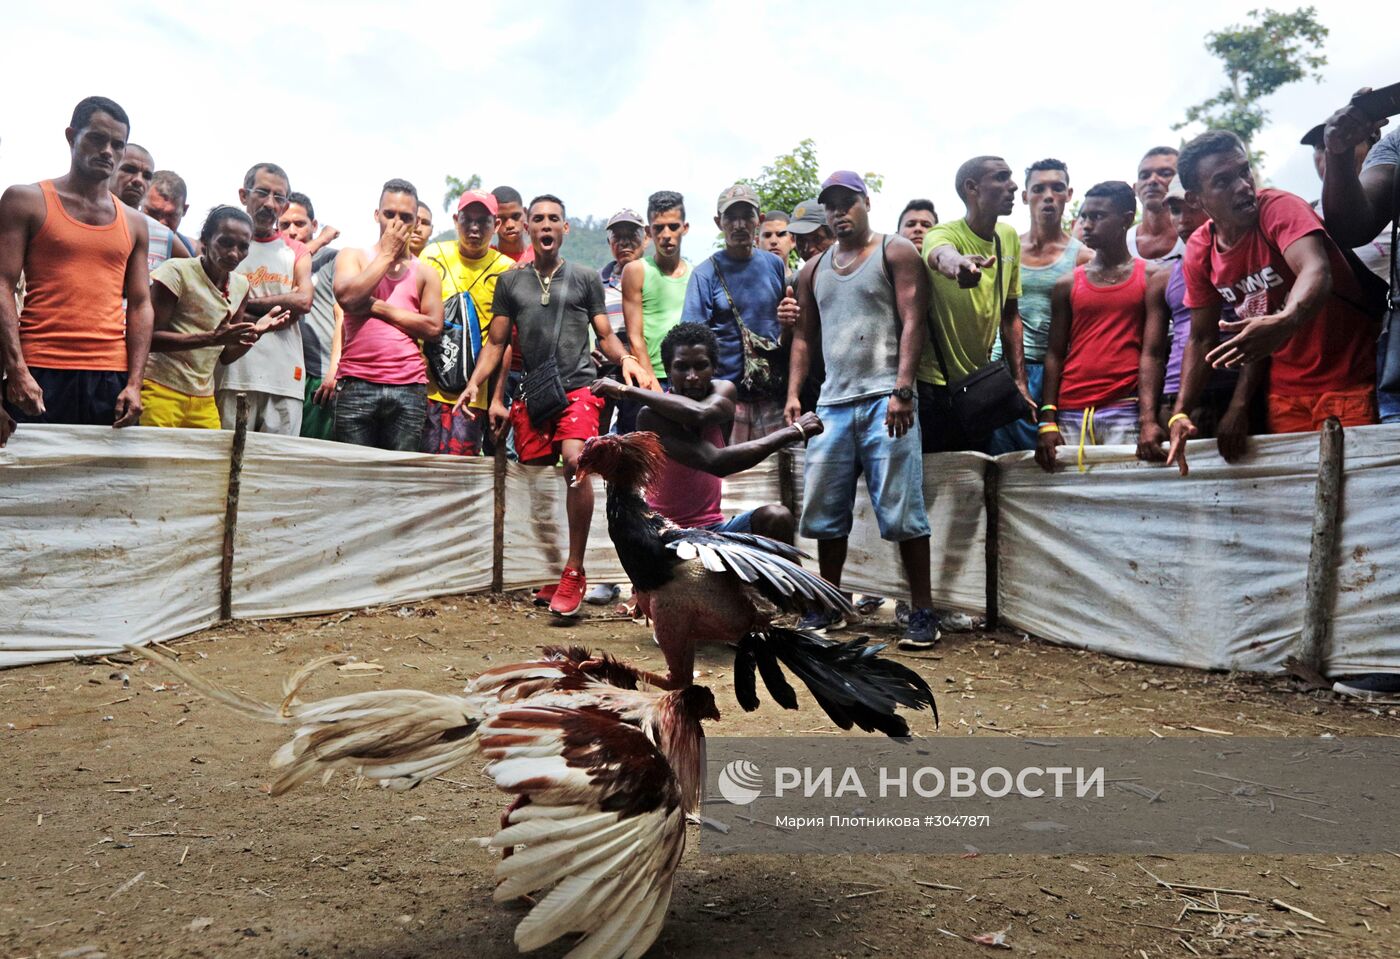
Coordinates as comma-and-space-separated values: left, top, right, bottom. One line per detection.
4, 593, 1399, 959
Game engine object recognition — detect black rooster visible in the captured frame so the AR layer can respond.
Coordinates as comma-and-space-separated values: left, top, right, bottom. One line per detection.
575, 431, 937, 736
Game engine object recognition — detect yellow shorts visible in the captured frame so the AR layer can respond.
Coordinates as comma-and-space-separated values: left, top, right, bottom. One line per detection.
140, 379, 221, 429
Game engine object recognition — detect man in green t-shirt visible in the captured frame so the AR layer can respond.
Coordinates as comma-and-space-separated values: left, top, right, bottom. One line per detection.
919, 155, 1034, 453
622, 190, 692, 394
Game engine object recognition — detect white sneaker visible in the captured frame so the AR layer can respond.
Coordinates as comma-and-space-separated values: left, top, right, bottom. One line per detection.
939, 610, 980, 633
585, 583, 621, 606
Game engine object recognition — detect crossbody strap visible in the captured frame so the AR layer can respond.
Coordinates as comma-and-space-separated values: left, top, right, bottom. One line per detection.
710, 254, 748, 334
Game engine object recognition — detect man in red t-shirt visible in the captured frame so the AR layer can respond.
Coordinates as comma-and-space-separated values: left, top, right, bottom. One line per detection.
1166, 130, 1378, 475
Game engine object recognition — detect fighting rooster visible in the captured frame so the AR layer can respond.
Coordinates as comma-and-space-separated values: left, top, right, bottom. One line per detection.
133, 644, 715, 959
574, 431, 937, 737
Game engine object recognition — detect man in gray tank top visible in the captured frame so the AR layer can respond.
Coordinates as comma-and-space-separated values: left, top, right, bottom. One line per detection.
784, 171, 941, 648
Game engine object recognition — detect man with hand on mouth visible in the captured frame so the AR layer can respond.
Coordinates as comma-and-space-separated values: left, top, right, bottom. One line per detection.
0, 96, 153, 436
682, 182, 798, 442
1127, 146, 1185, 263
454, 194, 630, 617
1166, 129, 1378, 476
213, 162, 313, 435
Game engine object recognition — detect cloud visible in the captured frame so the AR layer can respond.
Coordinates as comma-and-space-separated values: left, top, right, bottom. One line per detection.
0, 0, 1388, 251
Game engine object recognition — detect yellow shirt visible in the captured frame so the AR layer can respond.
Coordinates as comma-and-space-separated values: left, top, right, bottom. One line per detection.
419, 241, 512, 407
146, 258, 250, 396
918, 220, 1022, 386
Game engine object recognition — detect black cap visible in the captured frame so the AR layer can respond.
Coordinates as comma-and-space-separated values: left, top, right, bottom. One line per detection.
1300, 123, 1326, 147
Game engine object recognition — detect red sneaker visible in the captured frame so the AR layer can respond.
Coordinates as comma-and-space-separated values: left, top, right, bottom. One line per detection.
532, 583, 557, 607
549, 567, 586, 617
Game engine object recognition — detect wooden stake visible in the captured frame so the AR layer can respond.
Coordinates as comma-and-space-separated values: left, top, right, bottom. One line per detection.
1298, 417, 1344, 675
219, 392, 249, 621
491, 443, 507, 593
983, 459, 1001, 629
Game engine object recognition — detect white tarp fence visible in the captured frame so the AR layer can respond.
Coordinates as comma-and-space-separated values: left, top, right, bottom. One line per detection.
2, 423, 1397, 674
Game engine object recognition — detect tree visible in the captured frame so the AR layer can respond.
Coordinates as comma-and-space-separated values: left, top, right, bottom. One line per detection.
740, 139, 884, 215
442, 173, 482, 214
1174, 6, 1328, 162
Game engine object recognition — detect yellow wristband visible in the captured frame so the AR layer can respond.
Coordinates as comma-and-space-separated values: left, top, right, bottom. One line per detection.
1168, 412, 1190, 428
1038, 423, 1060, 434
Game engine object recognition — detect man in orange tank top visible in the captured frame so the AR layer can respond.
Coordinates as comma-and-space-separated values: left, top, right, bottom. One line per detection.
0, 96, 152, 439
1036, 181, 1166, 472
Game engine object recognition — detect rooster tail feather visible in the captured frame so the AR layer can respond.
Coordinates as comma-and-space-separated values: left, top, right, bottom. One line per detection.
127, 644, 282, 723
742, 628, 938, 736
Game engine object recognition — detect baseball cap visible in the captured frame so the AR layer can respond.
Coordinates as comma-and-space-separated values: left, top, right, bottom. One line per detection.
1165, 175, 1186, 201
786, 197, 827, 235
716, 183, 760, 215
1300, 123, 1326, 148
606, 208, 645, 230
817, 170, 869, 203
456, 189, 499, 216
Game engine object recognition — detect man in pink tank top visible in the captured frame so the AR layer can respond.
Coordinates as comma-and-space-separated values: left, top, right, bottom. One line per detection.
1036, 181, 1166, 472
0, 96, 153, 439
331, 179, 443, 451
591, 322, 817, 543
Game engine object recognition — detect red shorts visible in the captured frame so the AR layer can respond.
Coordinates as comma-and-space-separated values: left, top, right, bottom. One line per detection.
1267, 387, 1377, 434
509, 386, 604, 462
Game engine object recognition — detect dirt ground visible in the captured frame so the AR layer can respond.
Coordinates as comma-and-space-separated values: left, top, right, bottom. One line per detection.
4, 593, 1399, 959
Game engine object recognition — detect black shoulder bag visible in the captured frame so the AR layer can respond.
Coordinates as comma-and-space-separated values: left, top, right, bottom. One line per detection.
712, 254, 786, 400
519, 263, 571, 427
926, 231, 1028, 439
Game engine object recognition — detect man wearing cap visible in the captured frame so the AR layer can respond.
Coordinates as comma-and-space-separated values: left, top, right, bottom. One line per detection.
919, 156, 1033, 453
784, 171, 940, 648
419, 189, 513, 454
682, 183, 799, 441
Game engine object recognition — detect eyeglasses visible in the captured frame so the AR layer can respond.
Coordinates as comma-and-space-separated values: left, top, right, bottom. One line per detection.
249, 187, 290, 204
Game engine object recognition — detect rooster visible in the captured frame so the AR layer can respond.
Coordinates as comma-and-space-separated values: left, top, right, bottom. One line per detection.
574, 431, 937, 737
133, 643, 714, 959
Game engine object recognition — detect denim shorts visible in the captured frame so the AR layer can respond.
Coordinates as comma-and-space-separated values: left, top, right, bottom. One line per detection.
799, 393, 930, 542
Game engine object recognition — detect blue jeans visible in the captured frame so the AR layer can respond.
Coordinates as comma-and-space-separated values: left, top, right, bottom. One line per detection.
800, 394, 930, 541
985, 362, 1043, 454
332, 377, 427, 451
1378, 313, 1400, 424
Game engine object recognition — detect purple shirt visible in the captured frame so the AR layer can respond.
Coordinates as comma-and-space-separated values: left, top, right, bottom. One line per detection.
1163, 260, 1238, 396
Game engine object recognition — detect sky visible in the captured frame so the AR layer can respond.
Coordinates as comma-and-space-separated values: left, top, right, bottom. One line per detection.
1, 0, 1393, 252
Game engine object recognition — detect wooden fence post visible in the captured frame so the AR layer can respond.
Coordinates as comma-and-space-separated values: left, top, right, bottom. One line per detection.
1296, 417, 1345, 675
491, 444, 507, 593
219, 392, 249, 622
983, 459, 1001, 630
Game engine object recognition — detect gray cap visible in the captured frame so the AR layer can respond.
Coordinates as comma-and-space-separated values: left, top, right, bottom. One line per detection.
786, 197, 827, 235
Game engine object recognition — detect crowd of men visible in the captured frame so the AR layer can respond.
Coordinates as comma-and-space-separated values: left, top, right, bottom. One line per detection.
2, 94, 1397, 667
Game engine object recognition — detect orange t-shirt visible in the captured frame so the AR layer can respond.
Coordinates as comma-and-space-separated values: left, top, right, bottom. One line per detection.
19, 180, 133, 371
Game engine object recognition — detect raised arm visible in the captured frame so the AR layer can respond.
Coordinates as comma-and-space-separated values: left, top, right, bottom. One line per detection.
368, 261, 443, 339
593, 375, 737, 430
638, 403, 821, 477
1206, 233, 1332, 370
1321, 96, 1394, 247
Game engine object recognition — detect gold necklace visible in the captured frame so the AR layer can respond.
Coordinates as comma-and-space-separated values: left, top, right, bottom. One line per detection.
534, 264, 562, 306
832, 238, 868, 271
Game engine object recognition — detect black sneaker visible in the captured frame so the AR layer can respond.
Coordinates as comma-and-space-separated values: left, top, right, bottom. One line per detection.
797, 610, 846, 634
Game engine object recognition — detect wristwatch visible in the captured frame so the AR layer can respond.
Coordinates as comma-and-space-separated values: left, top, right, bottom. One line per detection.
892, 385, 915, 401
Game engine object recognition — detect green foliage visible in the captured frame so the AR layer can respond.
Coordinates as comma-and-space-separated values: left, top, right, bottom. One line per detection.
1174, 6, 1328, 162
563, 215, 611, 271
740, 138, 883, 216
442, 173, 483, 214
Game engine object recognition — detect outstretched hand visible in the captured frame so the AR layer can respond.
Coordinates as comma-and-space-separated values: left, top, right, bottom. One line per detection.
1165, 414, 1197, 477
